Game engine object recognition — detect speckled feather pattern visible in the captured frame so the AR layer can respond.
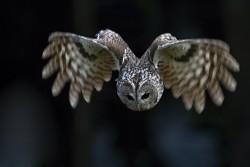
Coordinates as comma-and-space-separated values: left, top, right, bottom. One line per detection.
42, 29, 239, 113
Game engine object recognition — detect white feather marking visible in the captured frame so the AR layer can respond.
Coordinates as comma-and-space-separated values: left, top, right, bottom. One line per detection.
195, 68, 202, 77
200, 75, 208, 87
198, 58, 205, 66
229, 80, 237, 91
83, 93, 91, 103
205, 52, 210, 60
71, 61, 78, 72
67, 43, 73, 50
213, 53, 218, 63
76, 76, 84, 86
83, 63, 90, 71
70, 98, 78, 108
211, 68, 217, 81
188, 80, 198, 89
198, 50, 203, 57
205, 62, 211, 73
42, 68, 48, 79
66, 69, 73, 78
52, 84, 60, 96
217, 96, 224, 106
185, 72, 194, 80
177, 72, 185, 80
61, 44, 65, 51
65, 53, 70, 64
79, 68, 87, 79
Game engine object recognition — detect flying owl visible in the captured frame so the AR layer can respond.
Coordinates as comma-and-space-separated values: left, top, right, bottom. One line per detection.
42, 29, 240, 113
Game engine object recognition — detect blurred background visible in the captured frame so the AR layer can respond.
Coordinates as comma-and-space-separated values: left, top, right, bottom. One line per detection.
1, 0, 249, 166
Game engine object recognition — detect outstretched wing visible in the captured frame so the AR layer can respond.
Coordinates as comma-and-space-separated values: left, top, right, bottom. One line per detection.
151, 34, 240, 113
42, 30, 127, 108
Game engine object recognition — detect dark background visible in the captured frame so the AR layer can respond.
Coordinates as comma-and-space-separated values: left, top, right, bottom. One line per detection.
1, 0, 249, 166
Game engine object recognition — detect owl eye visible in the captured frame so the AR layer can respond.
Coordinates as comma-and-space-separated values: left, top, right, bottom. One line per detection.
141, 93, 150, 100
127, 95, 134, 101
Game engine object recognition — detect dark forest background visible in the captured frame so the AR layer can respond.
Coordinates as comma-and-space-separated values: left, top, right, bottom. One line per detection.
1, 0, 250, 166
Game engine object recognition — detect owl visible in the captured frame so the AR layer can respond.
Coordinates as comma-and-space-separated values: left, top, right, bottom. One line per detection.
42, 29, 240, 113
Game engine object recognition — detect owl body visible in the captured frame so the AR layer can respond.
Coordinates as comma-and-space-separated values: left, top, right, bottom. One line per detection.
42, 29, 240, 113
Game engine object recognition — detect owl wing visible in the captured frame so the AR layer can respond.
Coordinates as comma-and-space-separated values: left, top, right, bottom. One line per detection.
151, 35, 240, 113
42, 30, 125, 108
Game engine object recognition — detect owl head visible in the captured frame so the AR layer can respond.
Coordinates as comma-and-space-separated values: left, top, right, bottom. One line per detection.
116, 66, 164, 111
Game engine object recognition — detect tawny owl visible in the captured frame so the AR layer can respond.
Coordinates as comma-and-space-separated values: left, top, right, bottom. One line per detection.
42, 29, 240, 113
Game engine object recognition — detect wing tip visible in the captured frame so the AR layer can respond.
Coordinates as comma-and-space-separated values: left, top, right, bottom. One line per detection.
183, 102, 192, 111
51, 86, 60, 97
83, 96, 91, 103
42, 49, 49, 59
69, 98, 78, 109
234, 62, 240, 72
42, 68, 49, 79
215, 95, 224, 106
229, 81, 237, 92
230, 55, 240, 72
95, 86, 102, 92
195, 106, 205, 114
184, 103, 204, 114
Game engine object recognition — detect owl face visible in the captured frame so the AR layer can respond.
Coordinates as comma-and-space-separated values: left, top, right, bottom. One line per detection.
117, 81, 160, 111
116, 65, 164, 111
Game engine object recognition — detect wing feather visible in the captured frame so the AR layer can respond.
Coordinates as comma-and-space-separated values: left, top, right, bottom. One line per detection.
42, 30, 125, 108
152, 34, 239, 113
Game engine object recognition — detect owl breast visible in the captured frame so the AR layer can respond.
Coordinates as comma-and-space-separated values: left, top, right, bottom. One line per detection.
116, 63, 164, 111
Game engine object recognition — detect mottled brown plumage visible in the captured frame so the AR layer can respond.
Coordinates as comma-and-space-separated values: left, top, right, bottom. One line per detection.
42, 29, 240, 113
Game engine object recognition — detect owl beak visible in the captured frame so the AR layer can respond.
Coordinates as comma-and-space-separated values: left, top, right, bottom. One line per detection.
137, 104, 141, 111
